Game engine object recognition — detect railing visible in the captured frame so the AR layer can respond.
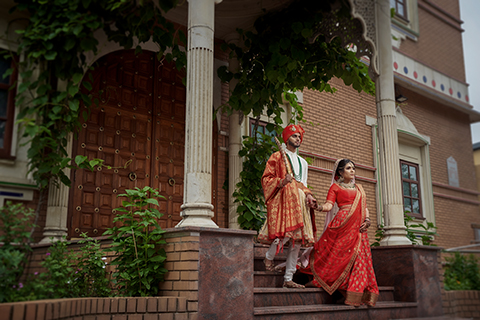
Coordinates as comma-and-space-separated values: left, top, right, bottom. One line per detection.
444, 243, 480, 253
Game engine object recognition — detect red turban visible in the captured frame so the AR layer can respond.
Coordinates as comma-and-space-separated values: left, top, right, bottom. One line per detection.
282, 124, 305, 143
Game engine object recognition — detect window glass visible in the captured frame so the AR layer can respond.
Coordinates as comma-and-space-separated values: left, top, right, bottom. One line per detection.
0, 57, 11, 84
0, 121, 4, 148
404, 198, 411, 213
0, 89, 8, 117
409, 166, 417, 180
400, 160, 422, 217
390, 0, 408, 20
401, 163, 409, 178
249, 118, 275, 141
0, 52, 17, 159
411, 183, 418, 197
403, 181, 410, 196
412, 199, 420, 213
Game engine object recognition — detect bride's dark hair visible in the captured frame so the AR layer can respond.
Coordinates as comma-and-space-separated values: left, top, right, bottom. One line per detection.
335, 158, 356, 179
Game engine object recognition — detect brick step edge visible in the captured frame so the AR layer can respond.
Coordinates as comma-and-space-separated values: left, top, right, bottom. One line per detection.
391, 317, 474, 320
253, 286, 395, 293
254, 301, 418, 315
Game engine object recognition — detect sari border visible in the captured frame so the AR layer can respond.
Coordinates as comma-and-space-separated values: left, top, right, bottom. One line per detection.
310, 226, 362, 295
309, 184, 367, 295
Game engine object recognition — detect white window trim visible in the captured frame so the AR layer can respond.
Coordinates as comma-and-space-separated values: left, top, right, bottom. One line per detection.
366, 113, 436, 233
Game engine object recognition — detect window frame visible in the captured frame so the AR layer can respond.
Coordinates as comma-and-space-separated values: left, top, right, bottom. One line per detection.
0, 53, 18, 160
391, 0, 409, 21
401, 160, 423, 218
249, 118, 275, 140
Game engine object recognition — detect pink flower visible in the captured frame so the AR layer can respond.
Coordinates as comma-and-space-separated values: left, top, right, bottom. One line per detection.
46, 252, 50, 256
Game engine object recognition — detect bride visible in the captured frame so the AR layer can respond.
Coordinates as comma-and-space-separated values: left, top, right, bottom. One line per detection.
300, 158, 379, 307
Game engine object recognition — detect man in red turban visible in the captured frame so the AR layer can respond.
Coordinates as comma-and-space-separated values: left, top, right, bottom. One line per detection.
258, 124, 317, 288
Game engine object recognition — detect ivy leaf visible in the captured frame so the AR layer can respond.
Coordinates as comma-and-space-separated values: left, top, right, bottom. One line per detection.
135, 45, 142, 55
292, 22, 303, 34
72, 73, 83, 85
82, 81, 92, 91
73, 25, 83, 36
52, 105, 63, 114
64, 38, 76, 51
68, 84, 79, 96
68, 100, 80, 112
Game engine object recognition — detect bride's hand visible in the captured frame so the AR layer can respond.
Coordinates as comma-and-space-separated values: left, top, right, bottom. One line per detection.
360, 218, 371, 233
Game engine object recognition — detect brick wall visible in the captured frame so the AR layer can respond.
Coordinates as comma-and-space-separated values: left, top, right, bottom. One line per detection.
159, 233, 200, 316
443, 290, 480, 320
300, 77, 379, 241
0, 297, 191, 320
397, 86, 480, 250
399, 0, 465, 82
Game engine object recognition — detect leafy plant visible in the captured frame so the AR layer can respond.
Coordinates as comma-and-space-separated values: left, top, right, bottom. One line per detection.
36, 238, 78, 299
72, 233, 111, 297
371, 223, 385, 247
217, 2, 376, 230
0, 201, 35, 302
371, 214, 438, 247
404, 214, 437, 246
5, 0, 186, 190
444, 252, 480, 291
234, 127, 279, 230
103, 186, 168, 297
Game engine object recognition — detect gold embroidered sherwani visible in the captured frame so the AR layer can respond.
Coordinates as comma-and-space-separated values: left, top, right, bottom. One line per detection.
258, 151, 316, 246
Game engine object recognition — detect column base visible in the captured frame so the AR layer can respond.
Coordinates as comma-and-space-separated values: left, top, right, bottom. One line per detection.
175, 203, 219, 228
40, 228, 68, 243
379, 226, 412, 246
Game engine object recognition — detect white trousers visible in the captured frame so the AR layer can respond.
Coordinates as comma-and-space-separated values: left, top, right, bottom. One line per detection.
265, 237, 301, 282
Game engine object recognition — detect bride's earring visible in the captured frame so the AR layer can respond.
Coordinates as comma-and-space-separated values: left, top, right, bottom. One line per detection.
338, 175, 344, 183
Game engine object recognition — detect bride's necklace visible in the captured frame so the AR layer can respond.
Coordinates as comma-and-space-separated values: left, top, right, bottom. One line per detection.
338, 181, 356, 189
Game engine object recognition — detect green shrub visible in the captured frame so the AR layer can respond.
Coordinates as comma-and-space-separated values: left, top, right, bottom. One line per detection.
371, 214, 438, 247
104, 186, 167, 297
444, 252, 480, 291
0, 201, 35, 302
71, 233, 112, 297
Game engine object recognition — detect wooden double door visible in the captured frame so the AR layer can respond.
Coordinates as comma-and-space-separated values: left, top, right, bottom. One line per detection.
69, 50, 187, 237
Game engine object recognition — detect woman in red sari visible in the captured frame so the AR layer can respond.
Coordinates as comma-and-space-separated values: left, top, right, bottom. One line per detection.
302, 158, 379, 307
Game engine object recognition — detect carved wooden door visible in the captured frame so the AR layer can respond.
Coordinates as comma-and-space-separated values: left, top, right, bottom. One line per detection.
69, 50, 186, 237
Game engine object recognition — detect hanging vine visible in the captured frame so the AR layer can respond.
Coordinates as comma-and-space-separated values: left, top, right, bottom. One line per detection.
4, 0, 186, 190
217, 1, 376, 230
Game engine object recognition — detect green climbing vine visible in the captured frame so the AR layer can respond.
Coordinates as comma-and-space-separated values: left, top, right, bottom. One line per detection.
4, 0, 186, 190
217, 1, 376, 230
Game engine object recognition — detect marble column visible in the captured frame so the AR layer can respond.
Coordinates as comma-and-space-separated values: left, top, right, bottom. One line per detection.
176, 0, 222, 228
40, 134, 72, 243
375, 0, 411, 245
226, 33, 242, 229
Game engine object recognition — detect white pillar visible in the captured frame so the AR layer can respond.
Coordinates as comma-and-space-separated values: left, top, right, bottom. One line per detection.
40, 134, 73, 243
375, 0, 411, 245
225, 34, 242, 229
176, 0, 222, 228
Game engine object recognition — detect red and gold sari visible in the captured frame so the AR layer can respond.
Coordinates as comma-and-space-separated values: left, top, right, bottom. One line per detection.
303, 182, 379, 306
257, 151, 316, 246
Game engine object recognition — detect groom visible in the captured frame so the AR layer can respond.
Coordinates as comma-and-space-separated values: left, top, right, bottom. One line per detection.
258, 124, 317, 288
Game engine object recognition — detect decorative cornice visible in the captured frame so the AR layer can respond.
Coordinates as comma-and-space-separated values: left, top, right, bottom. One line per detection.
432, 181, 480, 196
299, 150, 376, 172
308, 165, 377, 184
433, 192, 480, 205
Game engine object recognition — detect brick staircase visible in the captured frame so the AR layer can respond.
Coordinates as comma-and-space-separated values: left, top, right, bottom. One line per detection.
253, 243, 421, 320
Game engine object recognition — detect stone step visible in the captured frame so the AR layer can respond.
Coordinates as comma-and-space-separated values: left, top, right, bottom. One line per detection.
254, 301, 419, 320
254, 283, 395, 307
391, 317, 474, 320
